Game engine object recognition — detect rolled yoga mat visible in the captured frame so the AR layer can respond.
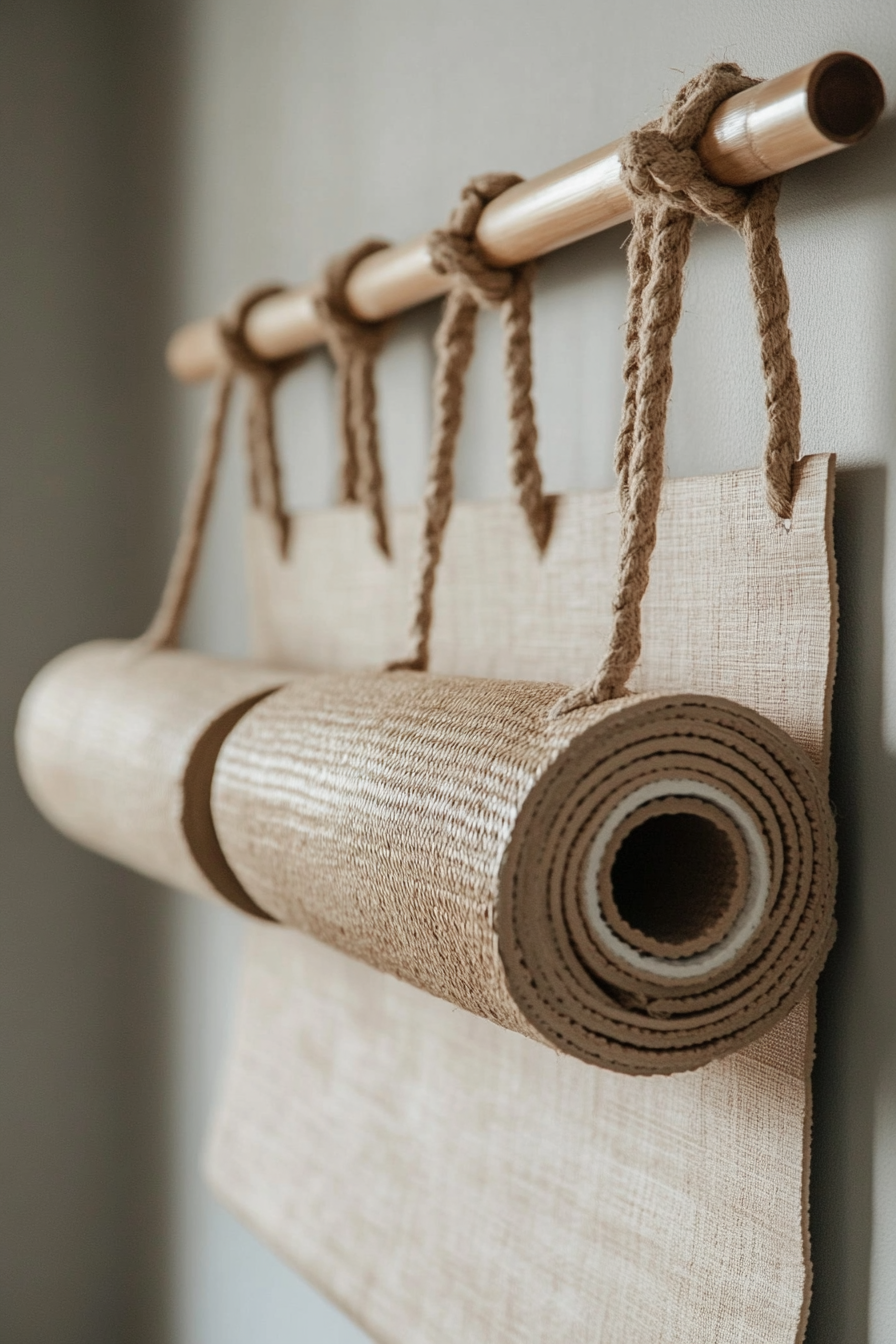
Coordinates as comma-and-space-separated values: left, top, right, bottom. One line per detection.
210, 668, 836, 1075
15, 640, 286, 915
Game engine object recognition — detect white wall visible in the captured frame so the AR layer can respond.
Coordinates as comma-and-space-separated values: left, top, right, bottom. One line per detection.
6, 2, 892, 1341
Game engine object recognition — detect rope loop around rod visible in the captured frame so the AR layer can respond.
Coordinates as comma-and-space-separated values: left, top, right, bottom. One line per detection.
428, 173, 524, 307
553, 61, 803, 716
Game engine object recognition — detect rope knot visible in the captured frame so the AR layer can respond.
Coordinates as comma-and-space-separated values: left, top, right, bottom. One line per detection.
314, 240, 393, 359
218, 283, 305, 386
618, 123, 750, 228
617, 63, 761, 229
428, 172, 523, 308
621, 128, 704, 202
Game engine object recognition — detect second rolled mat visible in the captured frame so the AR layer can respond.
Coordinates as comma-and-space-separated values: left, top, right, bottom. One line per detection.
16, 640, 287, 916
211, 670, 837, 1075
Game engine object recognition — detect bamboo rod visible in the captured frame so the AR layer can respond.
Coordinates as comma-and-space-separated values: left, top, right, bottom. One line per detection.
167, 51, 884, 383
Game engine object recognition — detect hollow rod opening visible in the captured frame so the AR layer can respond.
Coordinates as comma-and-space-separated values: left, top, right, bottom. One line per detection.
808, 53, 886, 143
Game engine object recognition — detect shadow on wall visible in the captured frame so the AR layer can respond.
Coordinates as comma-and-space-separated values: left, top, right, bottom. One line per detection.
808, 465, 896, 1343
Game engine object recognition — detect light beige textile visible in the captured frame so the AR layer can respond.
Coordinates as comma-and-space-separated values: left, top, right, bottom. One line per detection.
16, 641, 286, 915
207, 452, 837, 1342
214, 933, 814, 1344
246, 455, 835, 759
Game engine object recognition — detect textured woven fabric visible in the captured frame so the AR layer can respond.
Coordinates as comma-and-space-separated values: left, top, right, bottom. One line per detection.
206, 452, 837, 1341
211, 675, 834, 1074
16, 641, 286, 916
212, 932, 814, 1344
245, 455, 834, 767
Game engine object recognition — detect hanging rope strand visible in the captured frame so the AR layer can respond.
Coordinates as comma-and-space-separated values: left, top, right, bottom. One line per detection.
740, 177, 802, 517
219, 283, 306, 558
314, 239, 395, 557
554, 61, 802, 716
614, 208, 654, 511
141, 284, 304, 652
245, 371, 289, 549
351, 345, 391, 557
503, 261, 554, 552
141, 371, 234, 652
390, 287, 479, 670
391, 172, 553, 673
591, 202, 694, 705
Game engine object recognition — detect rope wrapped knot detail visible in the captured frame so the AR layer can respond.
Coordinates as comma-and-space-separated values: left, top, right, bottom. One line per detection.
143, 284, 303, 652
314, 239, 395, 557
392, 172, 554, 672
554, 62, 803, 716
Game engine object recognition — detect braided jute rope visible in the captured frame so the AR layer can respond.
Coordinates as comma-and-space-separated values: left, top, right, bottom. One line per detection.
555, 62, 802, 716
391, 173, 554, 671
142, 284, 304, 652
220, 285, 306, 555
314, 239, 395, 557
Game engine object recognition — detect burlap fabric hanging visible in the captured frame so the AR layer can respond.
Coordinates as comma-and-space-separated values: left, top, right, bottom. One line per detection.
207, 66, 838, 1343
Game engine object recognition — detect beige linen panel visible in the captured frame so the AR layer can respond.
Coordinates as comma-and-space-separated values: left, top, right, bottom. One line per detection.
206, 453, 836, 1343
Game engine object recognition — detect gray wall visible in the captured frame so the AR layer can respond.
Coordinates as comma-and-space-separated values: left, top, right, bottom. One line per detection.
2, 2, 894, 1341
0, 2, 176, 1341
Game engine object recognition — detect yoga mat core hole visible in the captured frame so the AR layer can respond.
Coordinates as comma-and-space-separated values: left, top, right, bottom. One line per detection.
583, 780, 767, 976
609, 811, 740, 948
